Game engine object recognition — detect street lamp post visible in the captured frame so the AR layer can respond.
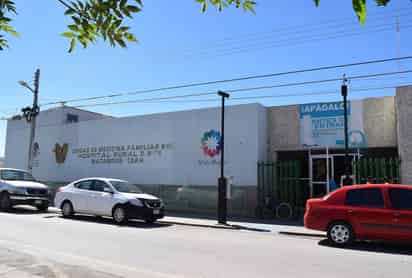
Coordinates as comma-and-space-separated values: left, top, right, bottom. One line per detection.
341, 76, 351, 184
217, 90, 229, 225
19, 69, 40, 173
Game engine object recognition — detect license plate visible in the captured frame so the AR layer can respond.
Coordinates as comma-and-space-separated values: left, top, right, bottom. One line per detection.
34, 200, 43, 205
153, 209, 160, 215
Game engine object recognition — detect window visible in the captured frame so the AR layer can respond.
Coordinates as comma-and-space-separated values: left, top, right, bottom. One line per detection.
93, 180, 112, 192
75, 180, 93, 191
389, 188, 412, 210
345, 188, 384, 208
66, 114, 79, 123
110, 181, 142, 194
0, 170, 35, 182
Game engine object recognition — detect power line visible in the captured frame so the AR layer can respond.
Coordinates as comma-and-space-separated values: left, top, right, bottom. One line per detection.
179, 17, 412, 57
73, 69, 412, 108
5, 82, 409, 127
42, 56, 412, 106
182, 23, 412, 60
176, 8, 412, 52
107, 83, 409, 104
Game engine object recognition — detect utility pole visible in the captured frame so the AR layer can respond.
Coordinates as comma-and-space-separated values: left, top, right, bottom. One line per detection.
19, 69, 40, 173
217, 90, 229, 225
396, 16, 402, 73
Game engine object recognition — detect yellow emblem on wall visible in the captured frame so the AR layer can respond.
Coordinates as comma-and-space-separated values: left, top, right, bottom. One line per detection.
53, 143, 68, 164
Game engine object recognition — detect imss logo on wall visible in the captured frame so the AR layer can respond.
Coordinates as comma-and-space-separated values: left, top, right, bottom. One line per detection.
201, 130, 222, 158
53, 143, 69, 164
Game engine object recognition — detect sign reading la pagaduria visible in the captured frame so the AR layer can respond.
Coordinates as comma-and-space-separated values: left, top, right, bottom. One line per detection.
72, 143, 173, 165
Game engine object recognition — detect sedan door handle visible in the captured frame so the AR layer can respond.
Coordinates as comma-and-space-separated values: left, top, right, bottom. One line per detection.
393, 213, 401, 217
347, 210, 354, 214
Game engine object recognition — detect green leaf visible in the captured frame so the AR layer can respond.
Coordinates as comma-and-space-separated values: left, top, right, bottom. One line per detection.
68, 38, 76, 53
243, 1, 256, 14
72, 16, 81, 25
115, 38, 127, 48
64, 9, 76, 15
120, 0, 127, 9
313, 0, 320, 6
375, 0, 390, 6
124, 32, 137, 42
62, 32, 76, 38
201, 1, 207, 12
126, 5, 141, 13
118, 26, 131, 32
68, 24, 79, 32
352, 0, 366, 24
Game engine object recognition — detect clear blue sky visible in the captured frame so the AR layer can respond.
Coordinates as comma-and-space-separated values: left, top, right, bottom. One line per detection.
1, 0, 412, 156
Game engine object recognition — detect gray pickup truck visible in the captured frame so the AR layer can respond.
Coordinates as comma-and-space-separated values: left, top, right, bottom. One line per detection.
0, 168, 49, 211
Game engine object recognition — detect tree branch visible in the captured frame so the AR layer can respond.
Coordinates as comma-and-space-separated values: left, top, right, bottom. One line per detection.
57, 0, 93, 21
57, 0, 75, 11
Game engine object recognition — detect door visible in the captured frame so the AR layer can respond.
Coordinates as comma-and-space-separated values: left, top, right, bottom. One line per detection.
72, 180, 94, 213
89, 180, 116, 216
311, 156, 333, 197
333, 154, 356, 186
344, 188, 393, 240
388, 188, 412, 241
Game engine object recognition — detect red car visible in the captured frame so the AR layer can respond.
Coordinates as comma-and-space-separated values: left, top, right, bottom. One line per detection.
304, 184, 412, 245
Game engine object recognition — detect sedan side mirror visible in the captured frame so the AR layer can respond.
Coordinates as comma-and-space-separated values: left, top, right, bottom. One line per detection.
104, 187, 114, 194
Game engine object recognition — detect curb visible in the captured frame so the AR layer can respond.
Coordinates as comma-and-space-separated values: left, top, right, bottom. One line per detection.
278, 231, 326, 238
158, 220, 240, 230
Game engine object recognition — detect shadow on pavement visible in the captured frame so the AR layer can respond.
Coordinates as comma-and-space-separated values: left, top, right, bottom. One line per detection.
230, 225, 271, 232
58, 215, 173, 229
318, 239, 412, 256
0, 206, 54, 215
166, 211, 303, 227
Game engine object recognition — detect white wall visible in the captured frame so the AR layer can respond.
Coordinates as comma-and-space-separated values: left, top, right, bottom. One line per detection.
5, 104, 266, 186
5, 106, 108, 171
397, 86, 412, 184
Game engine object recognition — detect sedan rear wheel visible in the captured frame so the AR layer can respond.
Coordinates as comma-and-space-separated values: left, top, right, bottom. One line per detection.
113, 206, 127, 224
327, 222, 354, 246
61, 201, 74, 217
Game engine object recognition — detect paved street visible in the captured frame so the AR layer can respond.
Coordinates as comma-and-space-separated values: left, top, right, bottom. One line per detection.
1, 207, 412, 278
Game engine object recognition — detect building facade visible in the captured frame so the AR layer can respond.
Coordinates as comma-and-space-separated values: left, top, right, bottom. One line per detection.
4, 86, 412, 217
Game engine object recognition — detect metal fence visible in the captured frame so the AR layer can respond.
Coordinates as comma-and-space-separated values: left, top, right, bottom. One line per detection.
257, 161, 308, 218
353, 157, 401, 184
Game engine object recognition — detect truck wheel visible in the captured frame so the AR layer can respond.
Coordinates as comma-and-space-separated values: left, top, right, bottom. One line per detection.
0, 192, 11, 211
36, 204, 49, 212
145, 218, 156, 224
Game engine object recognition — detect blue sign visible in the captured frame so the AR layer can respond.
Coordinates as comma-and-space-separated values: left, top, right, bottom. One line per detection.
300, 100, 366, 148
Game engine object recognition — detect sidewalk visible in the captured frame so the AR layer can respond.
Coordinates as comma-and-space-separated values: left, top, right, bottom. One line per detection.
46, 206, 324, 237
159, 213, 326, 237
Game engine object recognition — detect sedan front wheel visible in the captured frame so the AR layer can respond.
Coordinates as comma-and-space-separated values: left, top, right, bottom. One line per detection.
0, 192, 11, 211
113, 206, 127, 224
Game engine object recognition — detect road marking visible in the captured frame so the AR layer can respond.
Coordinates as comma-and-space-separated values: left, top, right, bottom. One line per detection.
0, 238, 186, 278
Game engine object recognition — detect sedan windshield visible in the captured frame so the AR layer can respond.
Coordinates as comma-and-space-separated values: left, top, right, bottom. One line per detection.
110, 181, 143, 194
0, 170, 36, 182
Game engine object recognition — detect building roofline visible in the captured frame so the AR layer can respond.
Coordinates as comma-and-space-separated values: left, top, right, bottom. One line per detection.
42, 105, 112, 118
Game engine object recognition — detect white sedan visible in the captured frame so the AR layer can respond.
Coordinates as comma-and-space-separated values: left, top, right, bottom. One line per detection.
54, 178, 164, 224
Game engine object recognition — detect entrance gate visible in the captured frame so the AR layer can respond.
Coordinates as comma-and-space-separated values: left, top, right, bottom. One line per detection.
309, 151, 357, 198
353, 157, 401, 184
257, 161, 308, 218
